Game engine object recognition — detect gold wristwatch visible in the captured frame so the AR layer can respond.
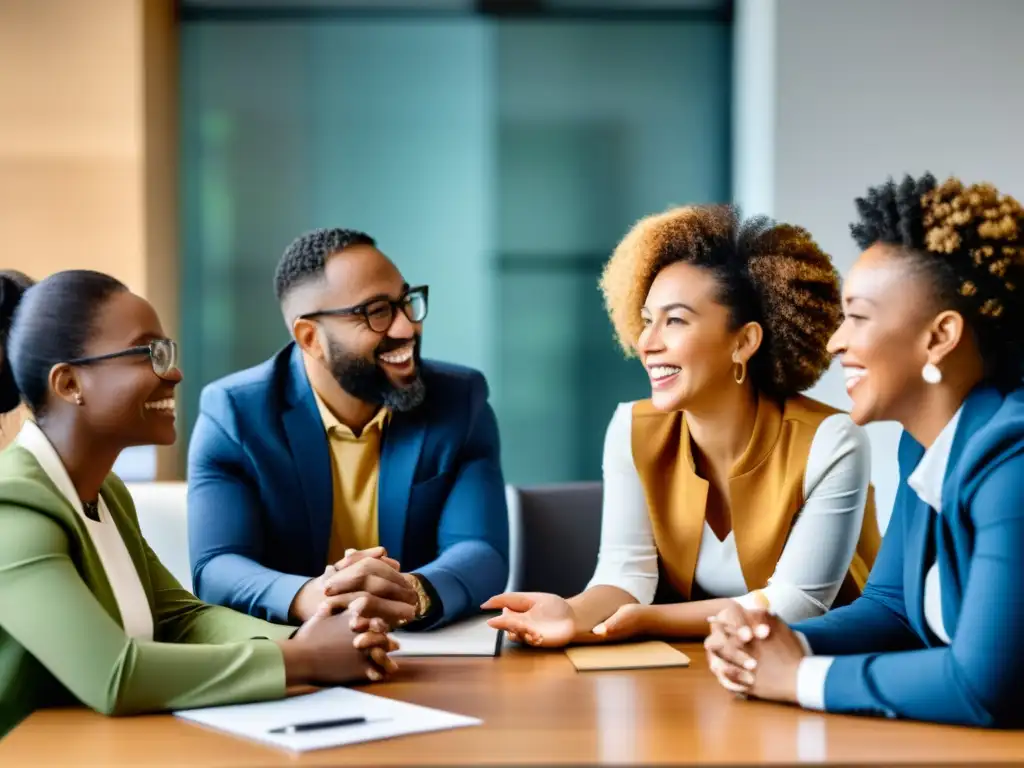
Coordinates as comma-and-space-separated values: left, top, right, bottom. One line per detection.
407, 573, 432, 618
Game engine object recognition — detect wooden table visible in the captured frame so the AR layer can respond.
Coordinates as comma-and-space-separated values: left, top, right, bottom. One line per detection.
3, 643, 1024, 765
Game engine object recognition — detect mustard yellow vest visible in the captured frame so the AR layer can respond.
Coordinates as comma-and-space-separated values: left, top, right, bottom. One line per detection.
631, 394, 880, 606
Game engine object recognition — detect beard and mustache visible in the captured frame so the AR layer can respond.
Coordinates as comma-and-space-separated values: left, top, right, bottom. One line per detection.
323, 332, 426, 412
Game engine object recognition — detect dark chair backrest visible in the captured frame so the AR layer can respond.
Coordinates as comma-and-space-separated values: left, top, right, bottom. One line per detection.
505, 482, 603, 598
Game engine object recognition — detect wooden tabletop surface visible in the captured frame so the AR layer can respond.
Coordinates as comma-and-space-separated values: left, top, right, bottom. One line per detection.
3, 643, 1024, 765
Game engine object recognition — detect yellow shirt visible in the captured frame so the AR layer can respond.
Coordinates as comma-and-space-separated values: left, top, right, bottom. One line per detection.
312, 392, 390, 565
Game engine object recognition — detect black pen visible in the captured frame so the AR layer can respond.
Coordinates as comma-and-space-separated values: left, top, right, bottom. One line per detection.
268, 716, 367, 734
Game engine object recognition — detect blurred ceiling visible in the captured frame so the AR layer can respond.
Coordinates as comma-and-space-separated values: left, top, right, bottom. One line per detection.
181, 0, 731, 18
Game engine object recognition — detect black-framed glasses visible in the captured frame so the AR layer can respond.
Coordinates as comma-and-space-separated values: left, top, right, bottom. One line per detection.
299, 285, 429, 333
65, 338, 180, 379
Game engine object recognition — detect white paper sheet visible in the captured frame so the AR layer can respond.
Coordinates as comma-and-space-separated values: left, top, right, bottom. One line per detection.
391, 614, 502, 657
174, 687, 481, 753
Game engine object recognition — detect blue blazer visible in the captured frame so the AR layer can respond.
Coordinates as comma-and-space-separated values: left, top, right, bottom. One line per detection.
793, 386, 1024, 727
186, 343, 509, 628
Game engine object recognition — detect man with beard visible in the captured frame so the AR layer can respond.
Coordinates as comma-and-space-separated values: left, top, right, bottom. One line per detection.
186, 229, 509, 630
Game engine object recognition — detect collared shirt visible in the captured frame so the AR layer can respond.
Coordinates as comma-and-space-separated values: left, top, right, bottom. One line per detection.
16, 421, 154, 640
312, 390, 390, 565
796, 408, 962, 710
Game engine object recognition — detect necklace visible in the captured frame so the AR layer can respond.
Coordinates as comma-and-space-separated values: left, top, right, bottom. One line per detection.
83, 500, 101, 522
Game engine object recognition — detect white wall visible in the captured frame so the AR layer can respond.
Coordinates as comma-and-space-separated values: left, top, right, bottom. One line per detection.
731, 0, 775, 218
734, 0, 1024, 528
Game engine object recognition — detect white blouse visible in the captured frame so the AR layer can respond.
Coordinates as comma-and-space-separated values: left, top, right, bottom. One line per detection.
587, 402, 871, 623
17, 421, 154, 640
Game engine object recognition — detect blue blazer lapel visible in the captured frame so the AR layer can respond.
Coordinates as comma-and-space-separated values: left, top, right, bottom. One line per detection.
935, 386, 1004, 638
903, 492, 932, 639
378, 413, 426, 564
283, 344, 333, 568
940, 386, 1004, 512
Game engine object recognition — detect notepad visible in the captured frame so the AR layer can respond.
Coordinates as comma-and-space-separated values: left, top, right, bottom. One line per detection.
565, 641, 690, 672
174, 687, 481, 753
391, 614, 502, 657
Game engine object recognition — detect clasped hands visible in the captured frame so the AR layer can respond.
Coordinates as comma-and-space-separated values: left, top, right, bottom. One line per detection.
703, 602, 807, 705
291, 546, 420, 683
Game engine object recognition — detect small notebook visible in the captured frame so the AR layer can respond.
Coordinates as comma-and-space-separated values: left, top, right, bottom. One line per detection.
391, 614, 502, 657
565, 641, 690, 672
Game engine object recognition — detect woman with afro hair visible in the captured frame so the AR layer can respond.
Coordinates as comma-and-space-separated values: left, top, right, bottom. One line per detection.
706, 174, 1024, 727
485, 205, 880, 646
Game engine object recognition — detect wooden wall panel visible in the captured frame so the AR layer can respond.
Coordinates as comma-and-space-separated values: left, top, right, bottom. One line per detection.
0, 0, 180, 476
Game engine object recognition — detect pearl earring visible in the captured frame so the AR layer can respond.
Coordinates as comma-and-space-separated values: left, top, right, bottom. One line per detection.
74, 393, 84, 406
922, 362, 942, 385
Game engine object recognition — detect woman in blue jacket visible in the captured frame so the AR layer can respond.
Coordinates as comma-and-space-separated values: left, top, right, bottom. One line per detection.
704, 173, 1024, 727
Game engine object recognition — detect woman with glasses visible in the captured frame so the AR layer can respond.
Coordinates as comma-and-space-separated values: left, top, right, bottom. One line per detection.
486, 205, 880, 646
0, 269, 400, 737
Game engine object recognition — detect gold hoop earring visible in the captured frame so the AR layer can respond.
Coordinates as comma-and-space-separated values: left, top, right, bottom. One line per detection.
733, 360, 747, 385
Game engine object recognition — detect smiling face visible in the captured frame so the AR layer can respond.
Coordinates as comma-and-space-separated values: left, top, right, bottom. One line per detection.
638, 261, 753, 412
61, 291, 183, 447
294, 244, 426, 411
828, 244, 946, 426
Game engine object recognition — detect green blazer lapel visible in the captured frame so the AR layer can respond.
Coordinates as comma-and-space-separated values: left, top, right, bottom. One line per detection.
0, 447, 125, 630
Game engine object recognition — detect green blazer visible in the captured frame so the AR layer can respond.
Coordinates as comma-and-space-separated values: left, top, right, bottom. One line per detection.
0, 446, 294, 738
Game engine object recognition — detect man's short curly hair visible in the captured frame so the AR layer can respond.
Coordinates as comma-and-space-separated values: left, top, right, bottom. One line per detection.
851, 173, 1024, 389
274, 228, 376, 303
599, 204, 842, 400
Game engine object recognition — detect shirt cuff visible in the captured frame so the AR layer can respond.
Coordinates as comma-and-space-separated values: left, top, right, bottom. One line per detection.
266, 572, 315, 625
796, 654, 834, 711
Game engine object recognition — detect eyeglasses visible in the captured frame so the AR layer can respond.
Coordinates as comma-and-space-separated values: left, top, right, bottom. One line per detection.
299, 285, 429, 333
65, 338, 180, 379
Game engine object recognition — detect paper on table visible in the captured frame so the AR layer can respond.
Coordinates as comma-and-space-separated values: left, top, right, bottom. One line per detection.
391, 613, 502, 657
174, 687, 481, 753
565, 641, 690, 672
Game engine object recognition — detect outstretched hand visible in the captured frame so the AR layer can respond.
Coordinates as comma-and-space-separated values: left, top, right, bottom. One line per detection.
481, 592, 580, 648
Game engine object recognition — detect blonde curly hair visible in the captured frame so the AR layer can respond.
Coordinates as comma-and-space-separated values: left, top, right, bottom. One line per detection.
599, 204, 842, 399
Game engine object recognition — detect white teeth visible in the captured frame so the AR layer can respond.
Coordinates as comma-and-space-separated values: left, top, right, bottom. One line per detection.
649, 365, 682, 380
380, 346, 414, 364
843, 367, 865, 391
144, 398, 176, 413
